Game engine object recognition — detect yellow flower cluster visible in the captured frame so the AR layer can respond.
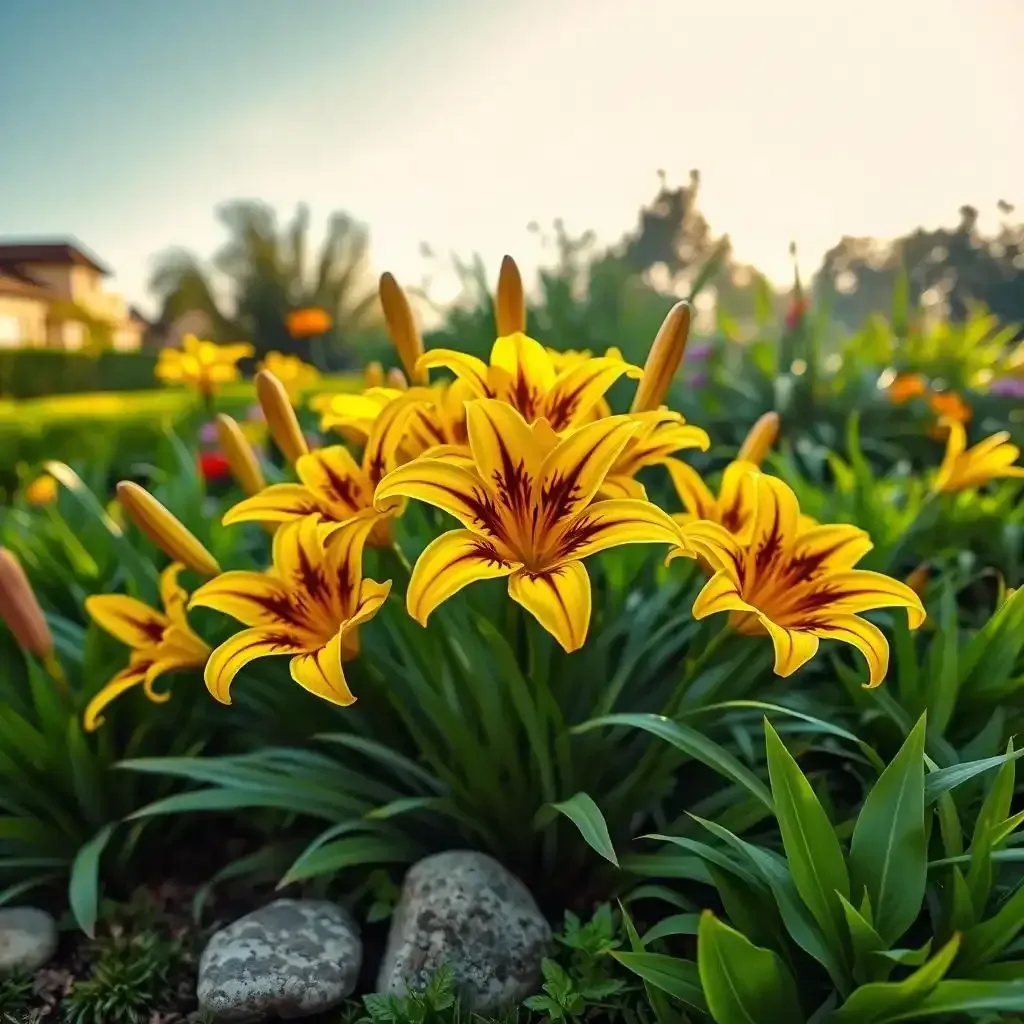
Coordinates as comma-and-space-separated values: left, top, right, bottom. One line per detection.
155, 335, 254, 397
83, 256, 1024, 729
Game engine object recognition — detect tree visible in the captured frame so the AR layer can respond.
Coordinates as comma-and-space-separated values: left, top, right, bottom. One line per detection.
814, 202, 1024, 333
149, 202, 381, 367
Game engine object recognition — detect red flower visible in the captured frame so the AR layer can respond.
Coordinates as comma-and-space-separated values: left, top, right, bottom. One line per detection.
199, 452, 231, 482
785, 297, 809, 330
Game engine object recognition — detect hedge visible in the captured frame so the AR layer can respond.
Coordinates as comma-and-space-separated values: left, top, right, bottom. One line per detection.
0, 349, 161, 399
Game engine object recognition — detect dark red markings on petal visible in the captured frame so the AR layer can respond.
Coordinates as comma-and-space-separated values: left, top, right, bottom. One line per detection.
319, 459, 364, 510
754, 502, 785, 574
488, 430, 534, 529
512, 369, 542, 423
779, 539, 851, 587
125, 616, 167, 644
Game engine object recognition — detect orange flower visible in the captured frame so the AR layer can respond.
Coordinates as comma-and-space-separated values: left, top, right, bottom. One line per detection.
286, 308, 333, 339
929, 390, 972, 424
886, 373, 928, 404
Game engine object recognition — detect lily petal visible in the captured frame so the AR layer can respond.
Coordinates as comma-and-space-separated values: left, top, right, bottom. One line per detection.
509, 561, 592, 653
536, 416, 640, 530
289, 631, 357, 707
417, 349, 492, 396
83, 660, 151, 731
760, 617, 820, 678
189, 570, 294, 627
406, 529, 516, 626
717, 460, 760, 541
85, 594, 167, 649
295, 447, 368, 514
809, 614, 890, 688
271, 516, 331, 602
665, 458, 718, 520
553, 498, 683, 562
374, 458, 510, 550
490, 333, 558, 419
322, 516, 379, 617
158, 562, 190, 627
205, 627, 308, 704
544, 356, 643, 430
692, 571, 757, 619
790, 524, 874, 574
222, 483, 321, 525
814, 569, 927, 629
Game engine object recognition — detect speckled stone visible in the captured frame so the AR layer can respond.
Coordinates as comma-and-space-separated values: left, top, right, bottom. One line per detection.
197, 899, 361, 1021
0, 907, 58, 973
377, 850, 551, 1012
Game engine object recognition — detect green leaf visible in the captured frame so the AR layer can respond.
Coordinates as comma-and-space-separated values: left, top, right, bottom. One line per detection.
889, 979, 1024, 1018
848, 714, 927, 945
610, 952, 707, 1013
617, 901, 686, 1024
924, 748, 1024, 805
829, 934, 960, 1023
69, 823, 115, 938
957, 877, 1024, 973
697, 911, 802, 1024
277, 835, 417, 887
643, 914, 701, 944
574, 713, 773, 810
549, 792, 619, 867
764, 719, 850, 956
838, 894, 888, 985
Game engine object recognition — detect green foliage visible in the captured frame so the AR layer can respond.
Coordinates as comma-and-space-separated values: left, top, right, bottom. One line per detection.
614, 717, 1024, 1021
0, 350, 159, 401
0, 975, 32, 1017
61, 932, 191, 1024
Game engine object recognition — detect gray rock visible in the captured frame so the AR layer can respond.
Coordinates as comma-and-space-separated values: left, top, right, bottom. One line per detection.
0, 907, 58, 973
377, 850, 551, 1012
197, 898, 362, 1021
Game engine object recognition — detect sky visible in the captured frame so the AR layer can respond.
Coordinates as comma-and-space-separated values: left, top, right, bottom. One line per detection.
0, 0, 1021, 318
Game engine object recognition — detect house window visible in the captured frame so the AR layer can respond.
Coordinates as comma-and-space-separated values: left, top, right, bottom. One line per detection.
0, 316, 21, 348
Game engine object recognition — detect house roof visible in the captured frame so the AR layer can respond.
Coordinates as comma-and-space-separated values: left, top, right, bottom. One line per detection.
0, 239, 110, 276
0, 269, 52, 300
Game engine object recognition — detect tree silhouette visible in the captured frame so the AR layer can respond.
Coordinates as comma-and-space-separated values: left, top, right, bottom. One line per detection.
150, 202, 380, 367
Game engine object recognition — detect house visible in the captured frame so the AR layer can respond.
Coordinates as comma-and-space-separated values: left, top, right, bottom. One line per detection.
0, 240, 147, 352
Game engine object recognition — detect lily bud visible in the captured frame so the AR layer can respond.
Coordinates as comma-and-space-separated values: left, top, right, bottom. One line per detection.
385, 367, 409, 391
116, 482, 221, 579
737, 412, 781, 467
905, 564, 929, 597
631, 301, 691, 413
379, 273, 426, 384
0, 548, 53, 660
255, 369, 309, 464
495, 255, 526, 337
215, 414, 265, 497
363, 361, 385, 388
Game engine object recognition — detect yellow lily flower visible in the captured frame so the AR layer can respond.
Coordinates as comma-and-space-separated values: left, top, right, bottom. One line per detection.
679, 473, 925, 687
932, 420, 1024, 494
417, 332, 642, 432
222, 392, 423, 544
664, 411, 787, 542
598, 409, 711, 499
547, 347, 626, 422
373, 399, 683, 652
83, 563, 210, 730
319, 380, 474, 465
155, 335, 254, 397
258, 351, 320, 402
190, 516, 391, 706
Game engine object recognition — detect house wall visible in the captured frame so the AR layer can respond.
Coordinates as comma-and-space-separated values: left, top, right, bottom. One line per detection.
0, 295, 47, 348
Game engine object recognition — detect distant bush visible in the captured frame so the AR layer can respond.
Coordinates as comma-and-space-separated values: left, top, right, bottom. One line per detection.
0, 349, 161, 399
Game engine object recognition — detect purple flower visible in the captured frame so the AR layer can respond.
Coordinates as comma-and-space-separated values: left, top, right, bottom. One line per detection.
688, 343, 713, 363
198, 421, 218, 444
990, 377, 1024, 399
689, 371, 709, 389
